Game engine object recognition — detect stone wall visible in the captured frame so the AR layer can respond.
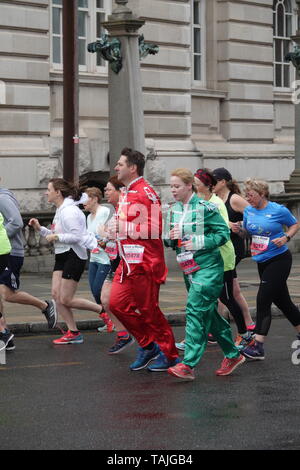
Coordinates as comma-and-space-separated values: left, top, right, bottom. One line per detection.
0, 0, 297, 212
192, 0, 296, 192
0, 0, 51, 211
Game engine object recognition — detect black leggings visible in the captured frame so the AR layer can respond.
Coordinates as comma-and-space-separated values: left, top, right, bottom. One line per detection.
256, 250, 300, 336
219, 269, 247, 334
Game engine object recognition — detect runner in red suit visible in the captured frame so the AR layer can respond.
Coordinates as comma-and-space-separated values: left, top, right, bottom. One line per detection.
109, 148, 179, 372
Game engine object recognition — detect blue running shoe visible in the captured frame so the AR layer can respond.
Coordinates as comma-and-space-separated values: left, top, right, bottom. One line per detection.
242, 341, 265, 360
147, 351, 180, 372
130, 343, 160, 371
108, 335, 135, 354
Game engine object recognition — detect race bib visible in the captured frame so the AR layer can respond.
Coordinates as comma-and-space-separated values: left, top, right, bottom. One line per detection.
250, 235, 270, 256
123, 244, 144, 264
176, 251, 200, 275
105, 241, 118, 260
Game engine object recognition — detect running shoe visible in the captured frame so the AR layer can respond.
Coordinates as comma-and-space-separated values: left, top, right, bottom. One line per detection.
235, 332, 255, 350
108, 335, 135, 354
215, 354, 245, 376
175, 340, 185, 351
208, 333, 217, 345
42, 299, 57, 329
6, 338, 16, 351
53, 330, 83, 345
242, 341, 265, 360
130, 343, 160, 371
168, 362, 195, 381
147, 352, 180, 372
98, 323, 115, 333
98, 312, 115, 333
0, 329, 14, 351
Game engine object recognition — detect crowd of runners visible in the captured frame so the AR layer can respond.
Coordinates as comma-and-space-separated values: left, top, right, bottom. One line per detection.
0, 147, 300, 381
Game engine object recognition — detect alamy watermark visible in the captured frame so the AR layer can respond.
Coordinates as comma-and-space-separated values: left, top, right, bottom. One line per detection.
0, 340, 6, 365
291, 339, 300, 365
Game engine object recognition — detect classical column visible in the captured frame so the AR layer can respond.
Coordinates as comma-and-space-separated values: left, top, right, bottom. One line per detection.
102, 0, 146, 172
285, 0, 300, 192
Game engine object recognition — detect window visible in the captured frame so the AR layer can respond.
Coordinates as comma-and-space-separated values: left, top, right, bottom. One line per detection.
273, 0, 297, 89
51, 0, 110, 72
192, 0, 206, 85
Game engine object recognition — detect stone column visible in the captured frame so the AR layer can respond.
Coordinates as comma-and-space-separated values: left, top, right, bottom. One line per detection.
103, 0, 146, 172
285, 0, 300, 192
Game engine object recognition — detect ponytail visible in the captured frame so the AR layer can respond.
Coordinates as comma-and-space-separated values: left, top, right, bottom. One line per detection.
226, 179, 241, 195
49, 178, 83, 201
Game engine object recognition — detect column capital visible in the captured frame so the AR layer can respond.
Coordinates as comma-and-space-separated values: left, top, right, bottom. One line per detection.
103, 17, 145, 37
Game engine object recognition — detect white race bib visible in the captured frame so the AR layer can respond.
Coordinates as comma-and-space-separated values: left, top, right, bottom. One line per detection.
123, 245, 145, 264
251, 235, 270, 256
176, 251, 200, 275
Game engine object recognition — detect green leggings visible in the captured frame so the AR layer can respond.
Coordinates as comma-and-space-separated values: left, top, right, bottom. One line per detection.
183, 264, 240, 368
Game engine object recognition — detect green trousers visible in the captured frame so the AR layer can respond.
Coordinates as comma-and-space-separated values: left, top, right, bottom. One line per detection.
183, 263, 240, 368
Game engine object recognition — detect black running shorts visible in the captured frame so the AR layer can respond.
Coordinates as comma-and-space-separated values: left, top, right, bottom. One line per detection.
53, 249, 86, 283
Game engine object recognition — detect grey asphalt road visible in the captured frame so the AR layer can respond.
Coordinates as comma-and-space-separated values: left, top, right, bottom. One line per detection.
1, 319, 300, 451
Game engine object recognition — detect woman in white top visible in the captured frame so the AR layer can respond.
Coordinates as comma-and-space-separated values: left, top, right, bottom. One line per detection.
83, 187, 114, 332
29, 178, 102, 345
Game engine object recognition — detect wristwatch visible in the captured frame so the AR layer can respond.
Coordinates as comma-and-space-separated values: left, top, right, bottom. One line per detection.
285, 234, 291, 242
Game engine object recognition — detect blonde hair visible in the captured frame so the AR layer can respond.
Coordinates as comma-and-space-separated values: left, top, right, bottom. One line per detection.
171, 168, 195, 186
244, 178, 269, 199
85, 187, 103, 203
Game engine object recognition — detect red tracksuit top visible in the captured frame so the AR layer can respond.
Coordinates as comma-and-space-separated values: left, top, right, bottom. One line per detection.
116, 176, 167, 284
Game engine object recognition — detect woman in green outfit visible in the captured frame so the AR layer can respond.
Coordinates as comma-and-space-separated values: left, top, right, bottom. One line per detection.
165, 169, 245, 380
0, 212, 13, 350
175, 169, 254, 351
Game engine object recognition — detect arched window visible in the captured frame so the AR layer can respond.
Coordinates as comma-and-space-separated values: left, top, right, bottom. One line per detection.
192, 0, 206, 85
273, 0, 297, 88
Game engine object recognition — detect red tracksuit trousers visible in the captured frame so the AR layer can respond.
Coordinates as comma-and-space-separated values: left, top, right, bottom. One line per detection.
109, 269, 178, 360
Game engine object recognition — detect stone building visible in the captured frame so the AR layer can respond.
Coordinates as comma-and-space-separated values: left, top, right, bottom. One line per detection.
0, 0, 298, 212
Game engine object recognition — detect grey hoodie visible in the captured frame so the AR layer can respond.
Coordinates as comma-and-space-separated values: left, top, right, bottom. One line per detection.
0, 188, 24, 257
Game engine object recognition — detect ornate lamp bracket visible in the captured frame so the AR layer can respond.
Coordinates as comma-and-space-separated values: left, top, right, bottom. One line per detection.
87, 34, 122, 74
285, 45, 300, 73
88, 34, 159, 74
138, 34, 159, 60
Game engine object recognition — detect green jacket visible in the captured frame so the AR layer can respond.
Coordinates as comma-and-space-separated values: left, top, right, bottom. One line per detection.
164, 193, 230, 269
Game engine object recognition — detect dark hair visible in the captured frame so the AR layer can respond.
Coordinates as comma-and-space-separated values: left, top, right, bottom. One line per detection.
120, 147, 145, 176
49, 178, 83, 201
212, 168, 241, 195
107, 175, 125, 191
226, 180, 242, 195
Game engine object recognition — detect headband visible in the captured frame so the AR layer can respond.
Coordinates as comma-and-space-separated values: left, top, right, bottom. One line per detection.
194, 169, 214, 188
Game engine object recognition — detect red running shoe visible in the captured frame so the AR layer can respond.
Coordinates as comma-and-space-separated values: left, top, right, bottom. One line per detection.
215, 354, 245, 376
98, 312, 115, 333
168, 362, 195, 381
53, 330, 83, 345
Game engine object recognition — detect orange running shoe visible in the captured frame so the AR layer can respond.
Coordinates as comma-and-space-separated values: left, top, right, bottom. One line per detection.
98, 312, 115, 333
168, 362, 195, 381
215, 354, 245, 376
